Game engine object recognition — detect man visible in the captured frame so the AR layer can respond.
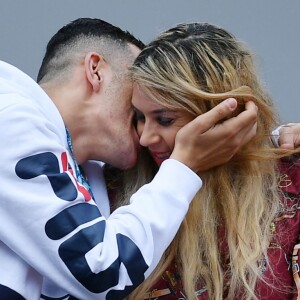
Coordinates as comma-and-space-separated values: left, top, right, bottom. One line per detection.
0, 18, 257, 300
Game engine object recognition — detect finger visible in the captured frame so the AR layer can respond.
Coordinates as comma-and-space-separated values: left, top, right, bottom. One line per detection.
278, 125, 295, 149
210, 100, 257, 149
278, 123, 300, 149
295, 135, 300, 148
280, 143, 295, 150
236, 101, 258, 143
241, 121, 257, 145
219, 100, 257, 134
235, 100, 257, 126
186, 98, 238, 133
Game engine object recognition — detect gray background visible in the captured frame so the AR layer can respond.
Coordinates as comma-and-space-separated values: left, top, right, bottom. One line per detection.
0, 0, 299, 122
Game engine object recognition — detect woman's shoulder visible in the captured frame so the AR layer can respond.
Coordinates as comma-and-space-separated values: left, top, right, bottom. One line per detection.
275, 155, 300, 237
278, 155, 300, 196
260, 156, 300, 299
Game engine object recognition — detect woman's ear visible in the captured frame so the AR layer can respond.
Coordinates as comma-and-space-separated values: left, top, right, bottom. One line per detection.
84, 52, 104, 93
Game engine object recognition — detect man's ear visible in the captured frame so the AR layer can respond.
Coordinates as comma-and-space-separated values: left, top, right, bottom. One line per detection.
84, 52, 105, 93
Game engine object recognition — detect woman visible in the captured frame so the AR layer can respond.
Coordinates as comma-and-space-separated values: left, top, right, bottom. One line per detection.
107, 23, 300, 299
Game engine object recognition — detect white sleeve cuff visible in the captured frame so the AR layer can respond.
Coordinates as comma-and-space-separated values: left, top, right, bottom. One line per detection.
153, 158, 202, 204
271, 125, 283, 148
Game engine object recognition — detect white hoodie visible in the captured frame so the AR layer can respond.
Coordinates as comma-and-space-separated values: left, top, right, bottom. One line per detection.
0, 61, 201, 300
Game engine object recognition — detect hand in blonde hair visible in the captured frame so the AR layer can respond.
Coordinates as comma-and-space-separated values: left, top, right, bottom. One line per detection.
277, 123, 300, 149
170, 99, 257, 173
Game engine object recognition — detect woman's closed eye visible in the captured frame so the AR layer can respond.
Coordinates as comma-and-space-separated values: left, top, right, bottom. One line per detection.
133, 106, 176, 127
156, 116, 175, 127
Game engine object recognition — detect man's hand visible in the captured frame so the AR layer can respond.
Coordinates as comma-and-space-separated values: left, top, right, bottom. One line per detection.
276, 123, 300, 149
170, 98, 257, 173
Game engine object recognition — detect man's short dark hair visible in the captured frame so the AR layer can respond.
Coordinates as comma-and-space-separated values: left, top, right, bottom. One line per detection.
37, 18, 144, 83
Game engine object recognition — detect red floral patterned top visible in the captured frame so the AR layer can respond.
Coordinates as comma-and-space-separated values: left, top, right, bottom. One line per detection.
144, 157, 300, 300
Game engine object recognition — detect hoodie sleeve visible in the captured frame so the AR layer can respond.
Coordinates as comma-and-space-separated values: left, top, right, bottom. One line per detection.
0, 92, 201, 300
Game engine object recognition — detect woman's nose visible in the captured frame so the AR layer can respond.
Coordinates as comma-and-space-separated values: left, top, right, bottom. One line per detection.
138, 123, 160, 147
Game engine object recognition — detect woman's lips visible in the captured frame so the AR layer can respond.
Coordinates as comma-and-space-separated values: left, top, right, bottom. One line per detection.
149, 151, 171, 165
